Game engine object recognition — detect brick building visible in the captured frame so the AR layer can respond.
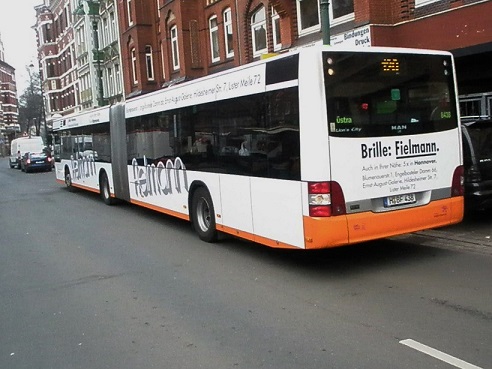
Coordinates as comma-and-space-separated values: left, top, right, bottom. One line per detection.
36, 0, 492, 117
369, 0, 492, 116
34, 0, 124, 124
0, 33, 19, 149
34, 0, 77, 122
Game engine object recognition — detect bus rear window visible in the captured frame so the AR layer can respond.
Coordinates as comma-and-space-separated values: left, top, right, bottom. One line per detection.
324, 52, 458, 137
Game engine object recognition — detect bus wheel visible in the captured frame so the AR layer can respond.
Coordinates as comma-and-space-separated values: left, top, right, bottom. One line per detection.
100, 172, 114, 205
65, 167, 75, 192
191, 187, 217, 242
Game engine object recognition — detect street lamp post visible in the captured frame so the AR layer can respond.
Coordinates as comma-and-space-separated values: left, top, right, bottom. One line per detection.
320, 0, 331, 45
91, 18, 105, 106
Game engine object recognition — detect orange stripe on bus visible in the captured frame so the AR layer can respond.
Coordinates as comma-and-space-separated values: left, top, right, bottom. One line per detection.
59, 175, 464, 251
56, 179, 115, 197
346, 197, 464, 245
130, 198, 190, 221
72, 183, 101, 194
303, 215, 350, 249
303, 197, 464, 249
218, 224, 299, 249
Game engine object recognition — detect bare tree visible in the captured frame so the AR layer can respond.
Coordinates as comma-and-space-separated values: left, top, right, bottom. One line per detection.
18, 66, 44, 137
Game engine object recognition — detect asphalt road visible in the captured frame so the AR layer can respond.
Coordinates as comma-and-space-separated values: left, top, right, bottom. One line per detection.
0, 158, 491, 369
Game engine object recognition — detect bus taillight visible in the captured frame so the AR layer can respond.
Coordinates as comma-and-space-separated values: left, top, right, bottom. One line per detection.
308, 181, 346, 217
451, 165, 464, 197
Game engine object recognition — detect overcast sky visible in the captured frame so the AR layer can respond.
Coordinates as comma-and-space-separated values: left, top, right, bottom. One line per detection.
0, 0, 41, 95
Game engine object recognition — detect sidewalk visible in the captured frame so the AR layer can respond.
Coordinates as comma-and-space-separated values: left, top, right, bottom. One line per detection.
395, 223, 492, 256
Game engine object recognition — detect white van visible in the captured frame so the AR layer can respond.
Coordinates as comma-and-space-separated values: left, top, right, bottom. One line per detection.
9, 136, 45, 169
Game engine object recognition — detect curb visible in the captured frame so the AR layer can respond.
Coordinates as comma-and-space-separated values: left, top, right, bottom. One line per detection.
395, 229, 492, 256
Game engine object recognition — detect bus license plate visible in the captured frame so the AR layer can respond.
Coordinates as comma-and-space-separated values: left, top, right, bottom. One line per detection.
384, 193, 416, 207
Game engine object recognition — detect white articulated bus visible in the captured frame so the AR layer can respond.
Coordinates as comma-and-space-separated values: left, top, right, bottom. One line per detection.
53, 46, 464, 249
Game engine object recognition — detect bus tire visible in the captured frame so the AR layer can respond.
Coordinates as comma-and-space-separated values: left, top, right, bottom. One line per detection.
191, 187, 217, 242
65, 167, 75, 192
100, 172, 114, 205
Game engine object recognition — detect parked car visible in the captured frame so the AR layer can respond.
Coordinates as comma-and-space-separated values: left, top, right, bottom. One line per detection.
42, 147, 55, 169
9, 136, 45, 169
20, 151, 53, 173
461, 117, 492, 212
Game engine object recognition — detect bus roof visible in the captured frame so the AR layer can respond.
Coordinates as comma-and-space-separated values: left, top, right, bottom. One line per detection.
52, 45, 453, 129
53, 105, 110, 131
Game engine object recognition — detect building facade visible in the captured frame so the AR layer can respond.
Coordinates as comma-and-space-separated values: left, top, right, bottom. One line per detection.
35, 0, 492, 118
73, 0, 124, 108
368, 0, 492, 117
34, 0, 124, 123
34, 0, 77, 122
0, 33, 19, 152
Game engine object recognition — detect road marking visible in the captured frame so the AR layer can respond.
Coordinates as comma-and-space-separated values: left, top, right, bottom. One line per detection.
400, 339, 482, 369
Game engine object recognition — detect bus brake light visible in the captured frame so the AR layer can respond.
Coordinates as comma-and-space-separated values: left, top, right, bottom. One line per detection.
451, 165, 464, 197
308, 182, 329, 194
308, 181, 346, 217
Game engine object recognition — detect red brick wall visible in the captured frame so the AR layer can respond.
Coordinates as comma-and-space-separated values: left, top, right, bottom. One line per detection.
118, 0, 161, 95
355, 0, 405, 25
372, 1, 492, 50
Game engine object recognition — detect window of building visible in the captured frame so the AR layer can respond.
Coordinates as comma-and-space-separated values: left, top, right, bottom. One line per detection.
330, 0, 354, 24
170, 26, 180, 70
107, 67, 114, 96
115, 64, 122, 94
76, 26, 86, 56
47, 63, 55, 78
296, 0, 319, 35
271, 7, 281, 51
145, 45, 155, 81
415, 0, 439, 7
102, 17, 109, 47
109, 11, 116, 43
251, 6, 267, 57
127, 0, 133, 26
223, 8, 234, 58
296, 0, 354, 35
160, 42, 166, 81
131, 48, 138, 84
43, 23, 53, 43
209, 16, 220, 63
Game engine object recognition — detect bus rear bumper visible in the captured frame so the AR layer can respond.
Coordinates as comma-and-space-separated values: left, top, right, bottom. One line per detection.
303, 197, 464, 249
